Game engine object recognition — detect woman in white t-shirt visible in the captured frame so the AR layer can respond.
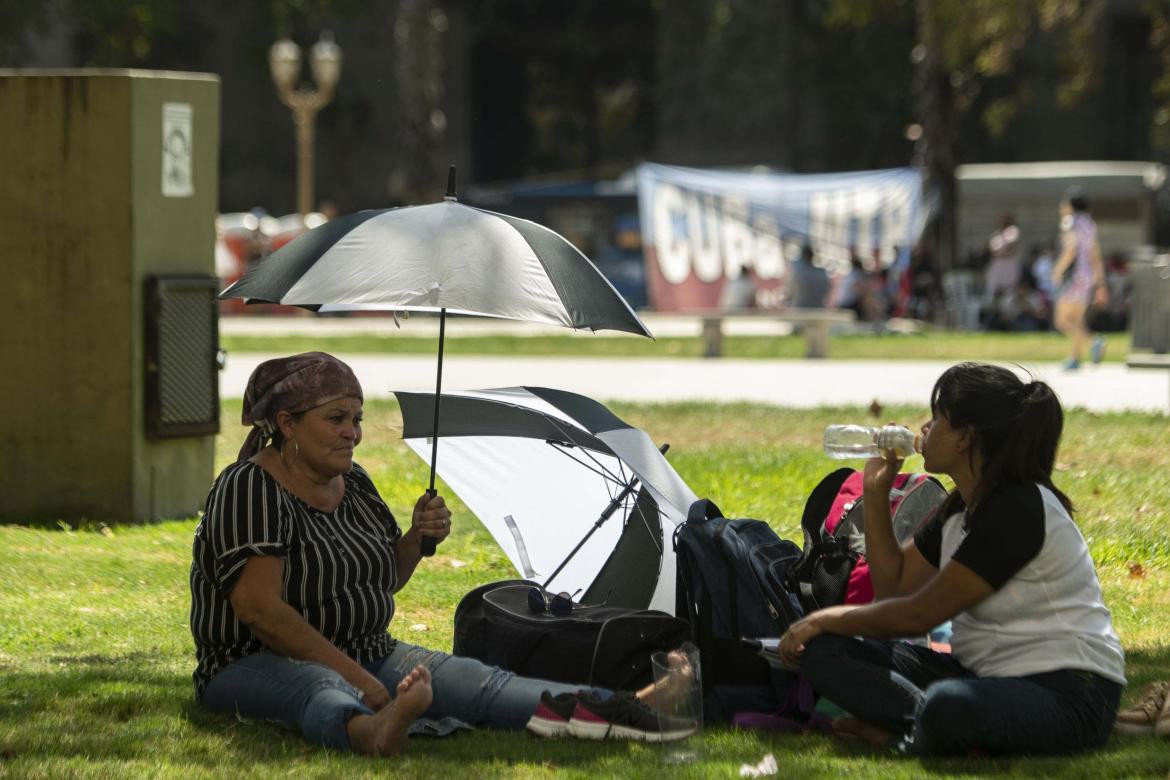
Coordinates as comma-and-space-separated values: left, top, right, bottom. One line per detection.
779, 362, 1125, 755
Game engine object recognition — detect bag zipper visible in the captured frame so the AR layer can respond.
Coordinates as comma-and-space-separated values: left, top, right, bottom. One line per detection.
714, 522, 740, 636
750, 541, 788, 624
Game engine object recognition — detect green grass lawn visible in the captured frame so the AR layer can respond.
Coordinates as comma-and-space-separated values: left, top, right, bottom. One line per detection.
2, 399, 1168, 778
220, 329, 1135, 363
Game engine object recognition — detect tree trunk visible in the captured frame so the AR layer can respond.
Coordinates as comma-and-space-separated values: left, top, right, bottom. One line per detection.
393, 0, 446, 204
914, 0, 957, 271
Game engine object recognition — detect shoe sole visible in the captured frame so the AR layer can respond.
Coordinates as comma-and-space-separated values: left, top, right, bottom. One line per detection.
568, 716, 696, 742
567, 716, 609, 740
526, 715, 572, 738
1113, 721, 1155, 737
1156, 720, 1170, 739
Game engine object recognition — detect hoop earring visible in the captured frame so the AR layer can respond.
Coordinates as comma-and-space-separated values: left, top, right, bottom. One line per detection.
280, 438, 300, 469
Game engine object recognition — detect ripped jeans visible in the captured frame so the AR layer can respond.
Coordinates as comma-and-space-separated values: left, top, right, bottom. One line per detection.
200, 641, 604, 751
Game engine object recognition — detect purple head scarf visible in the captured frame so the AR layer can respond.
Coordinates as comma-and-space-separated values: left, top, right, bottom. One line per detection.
237, 352, 364, 462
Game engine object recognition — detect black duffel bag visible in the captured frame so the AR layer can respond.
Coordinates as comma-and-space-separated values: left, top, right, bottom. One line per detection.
453, 579, 690, 691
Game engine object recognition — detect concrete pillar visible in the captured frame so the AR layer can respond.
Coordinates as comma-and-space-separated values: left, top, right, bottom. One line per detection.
0, 69, 221, 522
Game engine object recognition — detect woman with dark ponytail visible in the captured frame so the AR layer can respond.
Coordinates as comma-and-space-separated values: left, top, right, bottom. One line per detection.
779, 362, 1125, 756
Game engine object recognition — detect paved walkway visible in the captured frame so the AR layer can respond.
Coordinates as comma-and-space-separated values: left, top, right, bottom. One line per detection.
219, 316, 1168, 414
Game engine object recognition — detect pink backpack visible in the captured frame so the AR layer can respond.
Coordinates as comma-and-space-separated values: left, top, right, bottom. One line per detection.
789, 468, 946, 611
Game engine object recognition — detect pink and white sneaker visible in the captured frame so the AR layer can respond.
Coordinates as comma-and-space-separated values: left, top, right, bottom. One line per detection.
526, 691, 579, 737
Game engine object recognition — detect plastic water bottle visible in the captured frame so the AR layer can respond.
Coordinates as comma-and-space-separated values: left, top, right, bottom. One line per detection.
823, 424, 921, 460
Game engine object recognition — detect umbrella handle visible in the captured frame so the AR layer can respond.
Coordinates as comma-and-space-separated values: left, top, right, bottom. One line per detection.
420, 488, 438, 557
421, 307, 447, 558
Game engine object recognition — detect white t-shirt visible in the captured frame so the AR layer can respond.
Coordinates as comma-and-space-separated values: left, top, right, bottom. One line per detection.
914, 482, 1126, 685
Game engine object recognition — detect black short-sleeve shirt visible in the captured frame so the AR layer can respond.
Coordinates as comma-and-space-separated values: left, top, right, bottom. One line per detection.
913, 482, 1046, 590
189, 461, 402, 699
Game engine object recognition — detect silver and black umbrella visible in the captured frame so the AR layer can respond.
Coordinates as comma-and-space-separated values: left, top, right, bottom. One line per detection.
220, 169, 652, 554
394, 386, 698, 612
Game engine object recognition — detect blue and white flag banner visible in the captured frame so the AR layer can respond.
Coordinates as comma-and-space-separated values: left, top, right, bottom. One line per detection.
636, 162, 928, 311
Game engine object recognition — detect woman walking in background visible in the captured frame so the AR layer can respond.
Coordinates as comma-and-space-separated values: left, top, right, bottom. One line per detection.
1051, 189, 1108, 369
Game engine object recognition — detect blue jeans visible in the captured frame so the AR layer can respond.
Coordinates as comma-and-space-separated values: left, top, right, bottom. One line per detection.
201, 641, 606, 751
801, 635, 1122, 756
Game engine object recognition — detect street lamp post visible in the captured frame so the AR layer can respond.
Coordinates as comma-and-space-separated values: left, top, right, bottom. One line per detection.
269, 31, 342, 221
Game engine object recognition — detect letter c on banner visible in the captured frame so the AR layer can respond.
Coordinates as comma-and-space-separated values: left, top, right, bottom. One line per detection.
652, 183, 692, 284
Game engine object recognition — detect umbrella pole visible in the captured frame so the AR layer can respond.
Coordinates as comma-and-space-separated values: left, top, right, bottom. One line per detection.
421, 307, 446, 557
541, 476, 640, 591
541, 443, 669, 591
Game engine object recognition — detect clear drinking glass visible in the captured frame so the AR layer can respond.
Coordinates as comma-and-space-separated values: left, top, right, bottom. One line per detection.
650, 642, 703, 764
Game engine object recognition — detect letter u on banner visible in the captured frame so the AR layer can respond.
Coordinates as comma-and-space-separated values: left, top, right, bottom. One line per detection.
690, 193, 723, 283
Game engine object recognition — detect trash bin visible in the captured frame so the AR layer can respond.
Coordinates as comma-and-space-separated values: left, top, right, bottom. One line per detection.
1129, 251, 1170, 354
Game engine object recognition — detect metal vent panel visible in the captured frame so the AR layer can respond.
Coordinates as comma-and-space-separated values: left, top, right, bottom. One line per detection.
145, 276, 220, 438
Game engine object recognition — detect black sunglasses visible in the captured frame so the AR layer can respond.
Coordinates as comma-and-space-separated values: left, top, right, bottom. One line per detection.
527, 587, 584, 618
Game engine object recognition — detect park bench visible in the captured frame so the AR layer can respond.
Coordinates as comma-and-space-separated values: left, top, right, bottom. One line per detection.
693, 307, 857, 359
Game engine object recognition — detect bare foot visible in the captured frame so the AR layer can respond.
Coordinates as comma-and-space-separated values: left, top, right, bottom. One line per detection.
832, 716, 893, 748
347, 665, 434, 757
638, 649, 695, 711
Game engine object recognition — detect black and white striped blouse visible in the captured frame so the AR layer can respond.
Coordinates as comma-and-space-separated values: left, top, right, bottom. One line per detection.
189, 460, 402, 699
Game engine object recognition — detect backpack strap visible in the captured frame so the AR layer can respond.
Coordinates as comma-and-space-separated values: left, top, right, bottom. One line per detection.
794, 468, 854, 570
799, 468, 854, 540
789, 469, 853, 600
675, 498, 723, 629
687, 498, 723, 523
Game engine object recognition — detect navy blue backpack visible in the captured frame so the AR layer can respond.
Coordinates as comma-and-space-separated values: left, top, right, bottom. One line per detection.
673, 498, 805, 713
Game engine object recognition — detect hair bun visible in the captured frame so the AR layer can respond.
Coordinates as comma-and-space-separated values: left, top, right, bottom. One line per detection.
1022, 380, 1052, 404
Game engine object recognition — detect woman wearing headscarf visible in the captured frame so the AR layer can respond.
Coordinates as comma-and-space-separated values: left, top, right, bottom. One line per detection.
189, 353, 680, 756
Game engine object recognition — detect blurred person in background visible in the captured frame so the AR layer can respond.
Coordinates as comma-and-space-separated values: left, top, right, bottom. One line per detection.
1051, 190, 1108, 369
1102, 253, 1132, 331
865, 267, 893, 324
832, 250, 870, 320
985, 215, 1022, 303
981, 216, 1021, 330
991, 275, 1048, 332
719, 261, 758, 309
789, 244, 830, 308
1030, 243, 1056, 307
900, 245, 941, 322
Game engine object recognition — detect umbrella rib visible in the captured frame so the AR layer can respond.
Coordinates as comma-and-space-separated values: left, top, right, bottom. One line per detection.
540, 416, 627, 488
614, 461, 631, 501
627, 495, 665, 556
547, 441, 626, 490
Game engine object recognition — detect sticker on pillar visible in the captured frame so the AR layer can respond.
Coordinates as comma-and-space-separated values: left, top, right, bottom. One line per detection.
162, 103, 194, 198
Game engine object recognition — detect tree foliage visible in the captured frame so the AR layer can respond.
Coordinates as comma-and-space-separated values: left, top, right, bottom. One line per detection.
466, 0, 657, 178
826, 0, 1123, 265
827, 0, 1105, 141
1148, 0, 1170, 152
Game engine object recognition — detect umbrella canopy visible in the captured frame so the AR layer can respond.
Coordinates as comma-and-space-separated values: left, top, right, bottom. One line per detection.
218, 199, 651, 337
219, 174, 653, 557
394, 387, 698, 614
